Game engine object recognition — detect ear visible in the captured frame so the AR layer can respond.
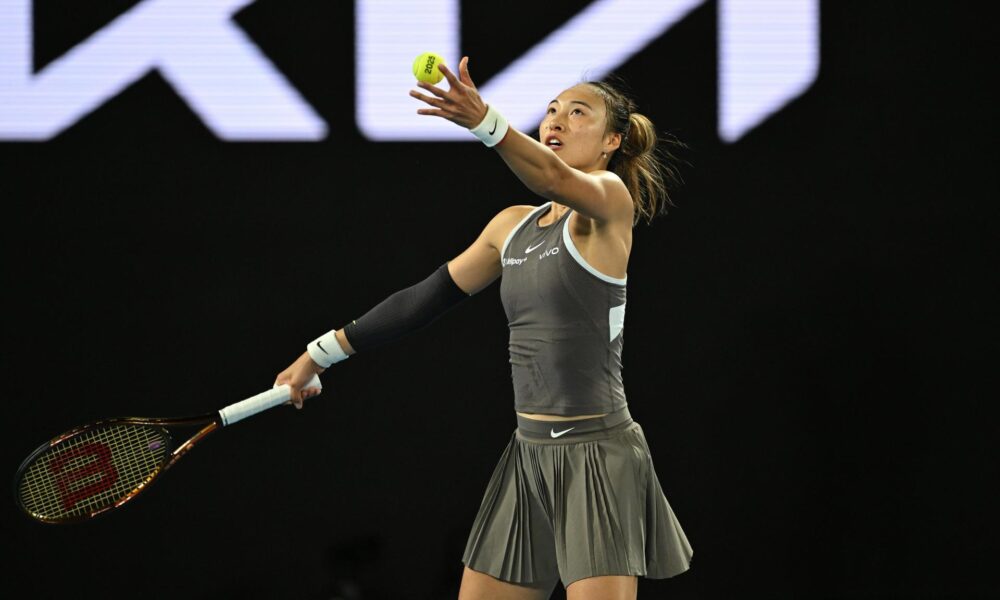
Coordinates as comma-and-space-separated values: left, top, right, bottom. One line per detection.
603, 131, 622, 154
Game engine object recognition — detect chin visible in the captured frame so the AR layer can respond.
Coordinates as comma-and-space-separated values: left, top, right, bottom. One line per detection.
554, 152, 578, 168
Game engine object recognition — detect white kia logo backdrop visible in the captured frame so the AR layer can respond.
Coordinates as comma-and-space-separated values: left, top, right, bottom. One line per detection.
0, 0, 818, 142
358, 0, 819, 143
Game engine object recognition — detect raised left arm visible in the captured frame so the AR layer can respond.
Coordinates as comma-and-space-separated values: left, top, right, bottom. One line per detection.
409, 56, 631, 225
492, 127, 631, 224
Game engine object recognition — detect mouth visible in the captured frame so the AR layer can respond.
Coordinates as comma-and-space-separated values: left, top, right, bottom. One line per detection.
544, 135, 563, 151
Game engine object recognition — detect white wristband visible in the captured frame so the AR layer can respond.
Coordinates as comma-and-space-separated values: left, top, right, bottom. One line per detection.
307, 329, 350, 368
469, 104, 509, 147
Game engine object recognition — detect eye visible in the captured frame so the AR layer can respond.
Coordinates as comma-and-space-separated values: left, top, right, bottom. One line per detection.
572, 108, 583, 115
547, 107, 556, 114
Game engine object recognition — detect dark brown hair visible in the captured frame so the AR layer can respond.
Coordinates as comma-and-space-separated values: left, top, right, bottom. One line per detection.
585, 78, 688, 226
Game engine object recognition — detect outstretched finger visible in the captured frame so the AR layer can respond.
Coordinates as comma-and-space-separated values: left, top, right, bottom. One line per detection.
438, 62, 462, 90
416, 80, 449, 99
409, 89, 448, 109
416, 107, 449, 118
459, 56, 475, 87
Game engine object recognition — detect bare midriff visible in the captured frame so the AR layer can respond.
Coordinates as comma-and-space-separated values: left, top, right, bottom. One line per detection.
516, 411, 610, 422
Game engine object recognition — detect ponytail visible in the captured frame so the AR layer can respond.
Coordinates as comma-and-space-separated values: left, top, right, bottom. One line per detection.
586, 80, 689, 226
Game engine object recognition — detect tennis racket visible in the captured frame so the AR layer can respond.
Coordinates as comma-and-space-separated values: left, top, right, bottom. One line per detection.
14, 373, 322, 524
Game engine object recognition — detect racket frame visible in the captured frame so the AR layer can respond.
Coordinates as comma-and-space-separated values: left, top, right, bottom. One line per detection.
14, 375, 318, 524
14, 413, 219, 524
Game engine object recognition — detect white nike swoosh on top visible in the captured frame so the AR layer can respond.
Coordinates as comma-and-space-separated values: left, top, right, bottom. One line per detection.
525, 241, 546, 253
550, 427, 575, 438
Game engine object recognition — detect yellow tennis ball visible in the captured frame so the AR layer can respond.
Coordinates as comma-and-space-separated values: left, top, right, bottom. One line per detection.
413, 52, 446, 84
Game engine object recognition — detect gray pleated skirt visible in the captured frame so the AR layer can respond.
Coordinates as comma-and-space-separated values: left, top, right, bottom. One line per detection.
461, 405, 694, 587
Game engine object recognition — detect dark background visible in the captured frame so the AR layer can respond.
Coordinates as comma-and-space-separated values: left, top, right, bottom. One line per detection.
2, 1, 994, 598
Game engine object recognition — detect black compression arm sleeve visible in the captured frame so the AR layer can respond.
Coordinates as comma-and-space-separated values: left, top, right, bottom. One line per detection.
342, 262, 471, 353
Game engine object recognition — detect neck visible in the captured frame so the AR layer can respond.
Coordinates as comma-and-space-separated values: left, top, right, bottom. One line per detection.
581, 159, 610, 173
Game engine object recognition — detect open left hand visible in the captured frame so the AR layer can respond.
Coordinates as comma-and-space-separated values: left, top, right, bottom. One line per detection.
409, 56, 488, 129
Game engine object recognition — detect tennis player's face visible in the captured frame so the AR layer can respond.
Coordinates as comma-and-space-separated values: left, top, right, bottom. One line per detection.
539, 84, 613, 171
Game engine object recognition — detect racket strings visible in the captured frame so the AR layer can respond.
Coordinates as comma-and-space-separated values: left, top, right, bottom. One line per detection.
18, 424, 170, 521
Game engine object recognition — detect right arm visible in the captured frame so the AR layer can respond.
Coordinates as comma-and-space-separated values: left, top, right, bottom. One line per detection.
276, 204, 532, 407
446, 203, 532, 295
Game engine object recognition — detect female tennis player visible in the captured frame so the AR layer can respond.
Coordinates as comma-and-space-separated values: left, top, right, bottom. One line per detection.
275, 56, 693, 599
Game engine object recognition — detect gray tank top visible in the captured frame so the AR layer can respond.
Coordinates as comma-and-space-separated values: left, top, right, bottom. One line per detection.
499, 201, 628, 415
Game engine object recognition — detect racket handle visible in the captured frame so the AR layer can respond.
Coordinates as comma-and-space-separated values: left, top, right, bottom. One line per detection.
218, 373, 322, 426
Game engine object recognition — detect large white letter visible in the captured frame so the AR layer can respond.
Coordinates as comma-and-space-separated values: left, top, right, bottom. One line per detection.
0, 0, 326, 140
355, 0, 461, 141
356, 0, 702, 142
719, 0, 820, 142
356, 0, 819, 143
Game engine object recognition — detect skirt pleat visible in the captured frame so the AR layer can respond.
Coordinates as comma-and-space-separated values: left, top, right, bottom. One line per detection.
462, 423, 693, 586
634, 424, 695, 579
462, 432, 559, 584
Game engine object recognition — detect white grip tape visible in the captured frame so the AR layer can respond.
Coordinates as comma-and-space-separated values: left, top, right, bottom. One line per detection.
218, 373, 322, 427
